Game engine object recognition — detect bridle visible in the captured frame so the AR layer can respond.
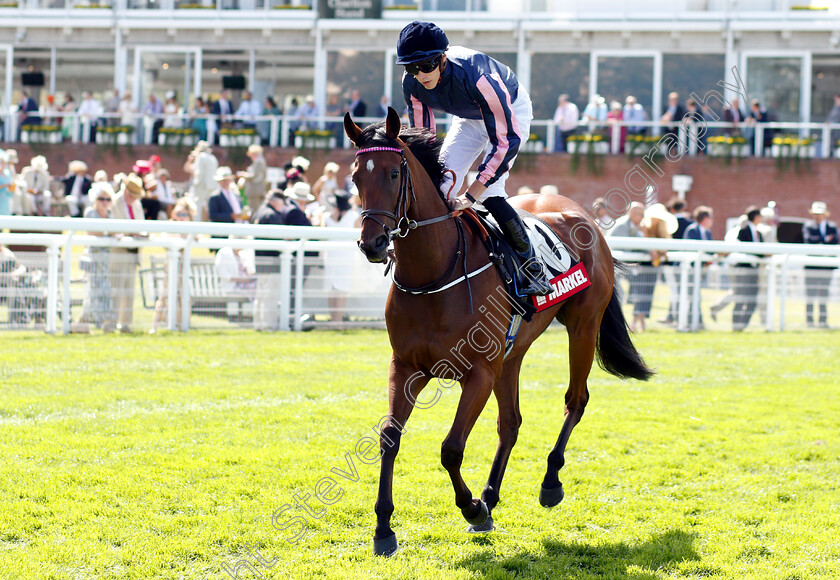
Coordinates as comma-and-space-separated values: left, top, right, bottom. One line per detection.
355, 146, 453, 241
354, 145, 492, 311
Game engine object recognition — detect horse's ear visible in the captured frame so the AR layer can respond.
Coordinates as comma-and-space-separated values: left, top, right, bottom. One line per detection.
344, 112, 362, 146
385, 107, 401, 140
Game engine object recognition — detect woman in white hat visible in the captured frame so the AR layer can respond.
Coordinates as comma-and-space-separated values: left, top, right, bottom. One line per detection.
803, 201, 838, 328
20, 155, 54, 217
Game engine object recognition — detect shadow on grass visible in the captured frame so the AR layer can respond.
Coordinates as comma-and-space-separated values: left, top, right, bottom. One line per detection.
455, 529, 699, 579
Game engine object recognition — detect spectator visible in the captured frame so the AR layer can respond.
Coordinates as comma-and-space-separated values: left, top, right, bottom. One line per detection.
142, 93, 164, 144
17, 90, 40, 136
660, 198, 694, 325
746, 99, 775, 154
184, 140, 219, 221
722, 97, 744, 137
345, 89, 367, 118
375, 95, 390, 118
104, 88, 121, 127
152, 169, 176, 218
623, 95, 647, 136
0, 151, 13, 216
685, 99, 707, 152
62, 160, 93, 218
76, 183, 117, 334
287, 97, 301, 141
43, 95, 60, 125
261, 96, 282, 143
732, 206, 764, 331
661, 91, 685, 145
209, 167, 247, 225
826, 94, 840, 155
109, 174, 146, 333
118, 90, 138, 129
60, 93, 76, 141
237, 144, 268, 211
606, 100, 626, 152
162, 91, 181, 130
802, 201, 838, 328
297, 95, 318, 131
190, 96, 209, 141
264, 96, 282, 116
591, 197, 611, 231
606, 202, 646, 331
20, 156, 52, 217
150, 198, 197, 333
581, 94, 607, 123
215, 237, 257, 300
683, 205, 714, 329
320, 191, 360, 325
311, 162, 341, 208
235, 90, 262, 129
552, 94, 579, 153
757, 205, 777, 244
77, 91, 103, 143
211, 90, 234, 139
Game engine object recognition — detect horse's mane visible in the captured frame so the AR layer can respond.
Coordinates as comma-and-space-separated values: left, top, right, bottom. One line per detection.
356, 121, 446, 194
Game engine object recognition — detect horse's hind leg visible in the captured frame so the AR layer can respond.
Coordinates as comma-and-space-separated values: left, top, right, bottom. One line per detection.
474, 356, 524, 532
441, 364, 496, 528
540, 312, 598, 507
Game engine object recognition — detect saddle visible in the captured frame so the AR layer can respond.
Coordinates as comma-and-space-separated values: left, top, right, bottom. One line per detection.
461, 207, 589, 324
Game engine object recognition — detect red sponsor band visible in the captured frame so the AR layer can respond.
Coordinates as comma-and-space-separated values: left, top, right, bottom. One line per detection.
532, 263, 591, 311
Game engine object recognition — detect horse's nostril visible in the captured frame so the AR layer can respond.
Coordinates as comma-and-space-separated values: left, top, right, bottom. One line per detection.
374, 235, 389, 252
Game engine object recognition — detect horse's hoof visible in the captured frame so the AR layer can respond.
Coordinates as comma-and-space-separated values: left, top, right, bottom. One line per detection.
373, 533, 398, 557
539, 483, 564, 508
467, 515, 494, 533
462, 499, 490, 526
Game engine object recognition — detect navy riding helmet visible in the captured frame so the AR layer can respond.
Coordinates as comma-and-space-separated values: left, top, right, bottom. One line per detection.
396, 21, 449, 65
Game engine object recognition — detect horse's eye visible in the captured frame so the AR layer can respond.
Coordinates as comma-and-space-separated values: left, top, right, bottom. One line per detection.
391, 169, 400, 180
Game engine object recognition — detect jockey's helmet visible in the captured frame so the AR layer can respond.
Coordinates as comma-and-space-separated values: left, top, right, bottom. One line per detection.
396, 21, 449, 65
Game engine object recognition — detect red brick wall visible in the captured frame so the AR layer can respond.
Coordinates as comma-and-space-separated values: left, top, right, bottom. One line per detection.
5, 144, 838, 239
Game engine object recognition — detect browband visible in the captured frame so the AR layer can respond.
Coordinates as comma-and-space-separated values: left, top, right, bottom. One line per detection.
355, 147, 403, 156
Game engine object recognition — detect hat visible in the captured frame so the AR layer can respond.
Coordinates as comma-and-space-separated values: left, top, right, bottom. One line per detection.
324, 161, 340, 174
214, 166, 235, 182
93, 169, 109, 182
328, 190, 352, 212
291, 156, 310, 172
247, 144, 264, 156
148, 154, 162, 165
644, 203, 679, 235
810, 201, 828, 215
285, 182, 315, 202
194, 140, 211, 153
30, 155, 49, 171
540, 185, 559, 196
165, 90, 176, 100
121, 174, 145, 197
132, 160, 153, 175
69, 160, 88, 174
760, 207, 775, 219
156, 169, 170, 178
396, 21, 449, 65
90, 182, 115, 199
5, 150, 17, 164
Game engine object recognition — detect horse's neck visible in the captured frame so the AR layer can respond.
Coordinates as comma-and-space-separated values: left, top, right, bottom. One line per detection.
392, 156, 460, 287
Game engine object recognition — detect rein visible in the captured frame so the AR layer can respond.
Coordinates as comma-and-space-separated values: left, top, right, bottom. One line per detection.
354, 145, 489, 310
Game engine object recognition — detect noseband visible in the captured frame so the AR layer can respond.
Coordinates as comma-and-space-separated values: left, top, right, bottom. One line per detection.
355, 146, 452, 240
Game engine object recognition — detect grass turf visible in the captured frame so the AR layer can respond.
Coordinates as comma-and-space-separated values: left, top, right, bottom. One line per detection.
0, 329, 838, 579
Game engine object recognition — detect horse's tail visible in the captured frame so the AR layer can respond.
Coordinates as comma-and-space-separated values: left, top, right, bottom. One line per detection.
595, 260, 655, 381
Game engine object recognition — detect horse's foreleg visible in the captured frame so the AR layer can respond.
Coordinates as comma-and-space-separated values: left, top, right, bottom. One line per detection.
440, 364, 496, 528
373, 355, 429, 556
476, 356, 523, 531
540, 321, 597, 508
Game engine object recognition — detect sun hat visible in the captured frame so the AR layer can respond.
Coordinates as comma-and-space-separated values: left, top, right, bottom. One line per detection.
644, 203, 679, 235
284, 182, 315, 202
214, 166, 235, 182
809, 201, 828, 215
121, 174, 145, 197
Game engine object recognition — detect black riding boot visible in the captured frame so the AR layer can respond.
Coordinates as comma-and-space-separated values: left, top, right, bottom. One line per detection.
500, 216, 554, 296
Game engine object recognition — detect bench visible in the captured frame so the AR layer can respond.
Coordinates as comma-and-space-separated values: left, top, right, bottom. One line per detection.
140, 256, 253, 321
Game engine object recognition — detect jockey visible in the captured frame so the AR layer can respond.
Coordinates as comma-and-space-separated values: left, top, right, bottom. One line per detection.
397, 21, 552, 297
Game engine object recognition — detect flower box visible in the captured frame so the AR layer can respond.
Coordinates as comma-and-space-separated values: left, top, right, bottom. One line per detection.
521, 141, 544, 153
96, 132, 132, 146
294, 135, 336, 149
707, 143, 750, 157
220, 133, 260, 147
159, 131, 198, 147
771, 144, 815, 158
20, 128, 62, 144
567, 141, 609, 155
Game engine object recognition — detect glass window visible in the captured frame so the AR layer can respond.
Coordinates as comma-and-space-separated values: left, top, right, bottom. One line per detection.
327, 50, 387, 121
597, 56, 653, 116
138, 51, 195, 110
55, 49, 115, 104
746, 57, 801, 122
530, 53, 589, 121
201, 48, 250, 105
662, 54, 726, 116
12, 48, 52, 109
253, 50, 315, 112
810, 56, 840, 123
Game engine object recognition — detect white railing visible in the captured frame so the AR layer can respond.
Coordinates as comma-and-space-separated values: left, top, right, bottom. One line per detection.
1, 216, 838, 334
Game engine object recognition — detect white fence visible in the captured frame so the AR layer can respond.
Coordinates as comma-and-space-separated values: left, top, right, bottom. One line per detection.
1, 216, 838, 333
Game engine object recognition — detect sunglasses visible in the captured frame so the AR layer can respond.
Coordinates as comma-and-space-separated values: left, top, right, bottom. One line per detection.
174, 212, 191, 219
405, 57, 441, 76
96, 197, 112, 202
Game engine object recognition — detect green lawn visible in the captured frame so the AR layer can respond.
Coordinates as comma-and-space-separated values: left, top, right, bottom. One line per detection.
0, 329, 838, 579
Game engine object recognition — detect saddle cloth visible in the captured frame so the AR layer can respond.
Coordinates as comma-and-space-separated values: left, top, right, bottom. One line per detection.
470, 208, 591, 320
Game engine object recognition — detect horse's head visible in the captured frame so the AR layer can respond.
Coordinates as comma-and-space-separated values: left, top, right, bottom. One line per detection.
344, 107, 408, 263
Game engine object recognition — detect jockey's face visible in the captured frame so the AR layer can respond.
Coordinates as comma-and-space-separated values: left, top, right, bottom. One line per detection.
413, 54, 446, 90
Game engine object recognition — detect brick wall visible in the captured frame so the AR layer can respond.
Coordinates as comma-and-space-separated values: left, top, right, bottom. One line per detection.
5, 144, 838, 239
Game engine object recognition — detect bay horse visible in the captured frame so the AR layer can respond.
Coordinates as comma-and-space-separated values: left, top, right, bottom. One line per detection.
345, 108, 653, 556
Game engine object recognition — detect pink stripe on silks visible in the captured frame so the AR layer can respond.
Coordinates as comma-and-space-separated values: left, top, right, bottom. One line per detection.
475, 73, 517, 185
410, 95, 424, 128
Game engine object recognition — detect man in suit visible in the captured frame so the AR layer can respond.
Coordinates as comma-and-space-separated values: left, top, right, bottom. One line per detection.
681, 206, 714, 329
109, 174, 146, 333
661, 92, 686, 146
345, 90, 367, 118
17, 91, 40, 135
747, 99, 774, 155
606, 202, 645, 239
211, 90, 234, 141
208, 166, 246, 225
62, 160, 92, 218
732, 207, 763, 331
803, 201, 839, 328
722, 97, 744, 137
237, 144, 267, 211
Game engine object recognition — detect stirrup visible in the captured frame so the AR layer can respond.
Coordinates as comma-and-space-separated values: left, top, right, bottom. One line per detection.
519, 259, 553, 297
